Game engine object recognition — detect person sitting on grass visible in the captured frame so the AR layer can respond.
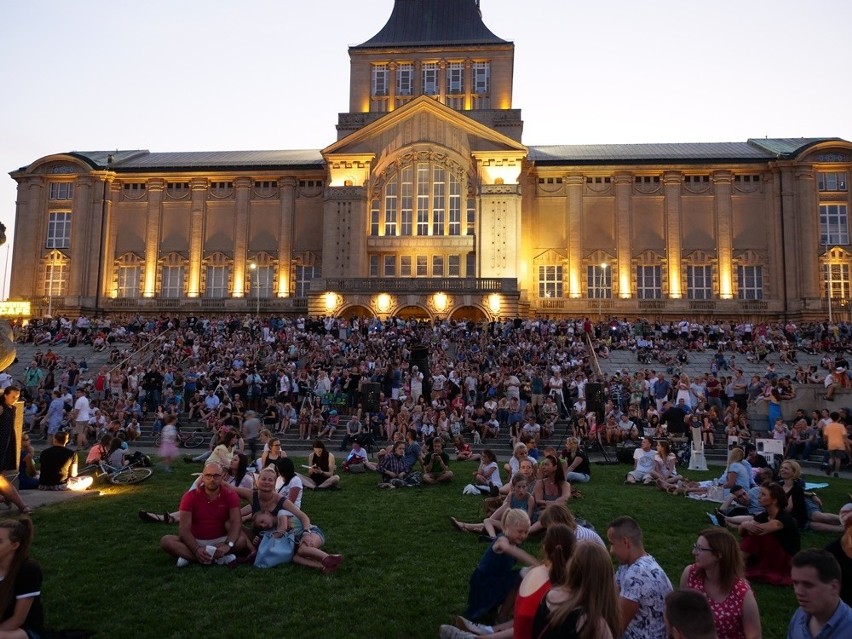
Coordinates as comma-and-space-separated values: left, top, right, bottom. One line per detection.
532, 454, 571, 513
462, 509, 538, 624
472, 449, 502, 495
652, 439, 682, 493
299, 440, 340, 490
85, 434, 113, 465
422, 438, 453, 485
625, 437, 656, 485
452, 434, 480, 463
738, 482, 800, 585
342, 441, 376, 474
378, 441, 408, 488
37, 431, 93, 492
451, 473, 535, 540
0, 518, 43, 639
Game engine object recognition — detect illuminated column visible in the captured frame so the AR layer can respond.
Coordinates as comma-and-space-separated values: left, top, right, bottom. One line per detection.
231, 177, 251, 297
714, 171, 734, 298
187, 178, 208, 297
322, 187, 367, 278
388, 62, 397, 111
614, 172, 632, 298
565, 174, 584, 297
663, 172, 683, 298
143, 179, 164, 297
94, 177, 118, 298
67, 176, 92, 299
463, 59, 472, 110
796, 167, 819, 300
10, 179, 43, 300
278, 177, 297, 296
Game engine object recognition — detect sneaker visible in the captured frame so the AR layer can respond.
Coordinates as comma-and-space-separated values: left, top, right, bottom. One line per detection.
176, 557, 190, 568
643, 476, 655, 485
455, 616, 493, 635
215, 554, 236, 566
440, 625, 475, 639
377, 482, 395, 490
715, 509, 727, 528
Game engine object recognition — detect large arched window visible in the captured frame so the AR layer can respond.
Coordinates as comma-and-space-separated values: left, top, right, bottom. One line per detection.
373, 159, 469, 238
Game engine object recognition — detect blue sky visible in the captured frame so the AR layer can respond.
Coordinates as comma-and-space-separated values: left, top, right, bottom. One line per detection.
1, 0, 850, 296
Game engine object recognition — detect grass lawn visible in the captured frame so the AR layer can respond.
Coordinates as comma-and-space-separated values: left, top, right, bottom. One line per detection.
28, 459, 851, 638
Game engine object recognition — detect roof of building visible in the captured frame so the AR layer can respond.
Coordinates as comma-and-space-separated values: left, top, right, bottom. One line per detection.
49, 138, 845, 173
68, 149, 324, 172
527, 138, 842, 165
353, 0, 510, 49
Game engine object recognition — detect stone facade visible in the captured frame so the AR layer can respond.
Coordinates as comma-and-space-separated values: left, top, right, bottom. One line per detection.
8, 1, 852, 322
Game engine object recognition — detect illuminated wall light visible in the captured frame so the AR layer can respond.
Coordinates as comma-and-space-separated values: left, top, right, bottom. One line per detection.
376, 293, 391, 313
277, 274, 289, 298
433, 292, 448, 312
619, 271, 631, 299
324, 292, 340, 312
488, 294, 501, 314
719, 264, 733, 299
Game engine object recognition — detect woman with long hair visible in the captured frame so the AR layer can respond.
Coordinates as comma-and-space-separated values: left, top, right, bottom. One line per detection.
738, 482, 801, 585
300, 440, 340, 490
680, 527, 761, 639
532, 541, 620, 639
0, 518, 43, 637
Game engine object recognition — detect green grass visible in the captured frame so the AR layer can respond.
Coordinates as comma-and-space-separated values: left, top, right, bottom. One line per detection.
27, 460, 851, 638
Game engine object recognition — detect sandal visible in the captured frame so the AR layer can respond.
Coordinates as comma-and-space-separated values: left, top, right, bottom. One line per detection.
321, 554, 343, 574
138, 511, 161, 523
164, 512, 177, 524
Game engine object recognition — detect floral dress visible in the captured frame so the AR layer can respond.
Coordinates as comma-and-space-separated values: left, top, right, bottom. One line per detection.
686, 564, 750, 639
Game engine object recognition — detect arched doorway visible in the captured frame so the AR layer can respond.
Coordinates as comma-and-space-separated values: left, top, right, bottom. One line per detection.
450, 306, 487, 322
338, 304, 375, 320
395, 305, 431, 321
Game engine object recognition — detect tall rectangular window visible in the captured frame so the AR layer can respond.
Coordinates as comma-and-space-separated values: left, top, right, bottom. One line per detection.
383, 255, 396, 277
636, 266, 662, 299
737, 265, 763, 300
539, 266, 563, 298
44, 264, 68, 297
369, 256, 379, 278
686, 266, 713, 300
432, 166, 445, 235
384, 180, 398, 236
587, 265, 611, 299
432, 255, 444, 277
422, 63, 438, 95
117, 266, 140, 298
46, 212, 71, 249
400, 256, 412, 277
466, 198, 476, 235
466, 252, 476, 278
417, 164, 430, 235
820, 204, 849, 245
448, 179, 461, 235
400, 167, 413, 236
397, 64, 413, 95
473, 62, 490, 94
824, 263, 851, 299
205, 266, 229, 298
448, 255, 461, 277
49, 183, 74, 200
295, 265, 320, 297
161, 266, 184, 298
252, 266, 274, 298
372, 64, 388, 96
447, 62, 464, 94
416, 255, 428, 277
819, 172, 848, 191
370, 199, 380, 236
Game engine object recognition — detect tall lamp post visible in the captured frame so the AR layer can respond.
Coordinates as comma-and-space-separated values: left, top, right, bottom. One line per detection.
249, 262, 259, 316
598, 262, 608, 319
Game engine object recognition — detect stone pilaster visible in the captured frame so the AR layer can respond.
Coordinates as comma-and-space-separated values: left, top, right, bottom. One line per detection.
322, 186, 367, 278
143, 180, 164, 297
438, 60, 447, 105
89, 176, 116, 300
614, 172, 632, 298
232, 177, 252, 296
10, 179, 43, 299
713, 171, 734, 298
795, 167, 819, 299
67, 176, 93, 299
278, 177, 297, 296
478, 184, 522, 279
187, 178, 208, 297
663, 172, 683, 297
388, 62, 397, 111
565, 174, 584, 297
779, 165, 802, 303
464, 59, 473, 110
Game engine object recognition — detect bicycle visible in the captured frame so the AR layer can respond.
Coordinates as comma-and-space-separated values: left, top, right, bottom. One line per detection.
78, 458, 153, 485
154, 429, 206, 449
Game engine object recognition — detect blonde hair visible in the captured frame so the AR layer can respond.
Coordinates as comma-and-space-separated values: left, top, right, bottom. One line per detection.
781, 460, 802, 481
501, 508, 531, 533
727, 447, 744, 464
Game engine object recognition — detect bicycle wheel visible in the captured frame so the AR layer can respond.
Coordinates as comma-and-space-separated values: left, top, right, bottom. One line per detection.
154, 433, 163, 447
183, 432, 205, 449
110, 467, 153, 485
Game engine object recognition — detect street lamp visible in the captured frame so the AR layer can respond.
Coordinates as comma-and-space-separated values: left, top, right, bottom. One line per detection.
598, 262, 608, 319
249, 262, 259, 316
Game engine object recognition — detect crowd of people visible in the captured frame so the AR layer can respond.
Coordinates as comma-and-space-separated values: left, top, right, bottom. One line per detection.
7, 313, 852, 637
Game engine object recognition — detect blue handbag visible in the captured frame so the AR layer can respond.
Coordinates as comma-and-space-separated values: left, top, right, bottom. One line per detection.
254, 531, 295, 568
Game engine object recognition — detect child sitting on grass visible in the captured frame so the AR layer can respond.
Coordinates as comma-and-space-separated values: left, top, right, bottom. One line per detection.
463, 508, 538, 623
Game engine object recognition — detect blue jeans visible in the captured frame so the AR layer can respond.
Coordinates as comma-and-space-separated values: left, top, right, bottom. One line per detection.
566, 472, 590, 483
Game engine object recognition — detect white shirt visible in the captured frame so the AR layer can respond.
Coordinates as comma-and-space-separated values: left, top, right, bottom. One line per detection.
74, 395, 92, 422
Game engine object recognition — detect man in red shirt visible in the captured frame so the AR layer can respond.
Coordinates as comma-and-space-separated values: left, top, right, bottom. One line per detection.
160, 461, 247, 567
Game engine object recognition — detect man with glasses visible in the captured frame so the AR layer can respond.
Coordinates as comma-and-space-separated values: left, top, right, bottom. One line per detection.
159, 460, 247, 567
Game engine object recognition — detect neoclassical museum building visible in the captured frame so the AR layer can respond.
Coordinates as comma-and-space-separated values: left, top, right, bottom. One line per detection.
9, 0, 852, 322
